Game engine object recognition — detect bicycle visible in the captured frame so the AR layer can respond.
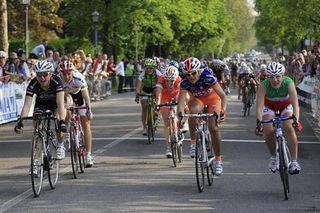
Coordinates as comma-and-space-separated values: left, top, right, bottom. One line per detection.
180, 108, 218, 192
261, 113, 294, 200
67, 106, 86, 179
139, 93, 159, 144
27, 109, 60, 197
242, 77, 255, 117
157, 100, 184, 167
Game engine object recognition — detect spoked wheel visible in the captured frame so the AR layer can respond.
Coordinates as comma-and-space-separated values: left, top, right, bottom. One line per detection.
177, 140, 183, 163
195, 133, 205, 192
171, 138, 178, 167
147, 109, 153, 144
70, 126, 79, 178
278, 138, 289, 200
47, 134, 60, 189
205, 137, 214, 186
243, 104, 247, 117
246, 98, 251, 116
78, 132, 86, 173
31, 133, 44, 197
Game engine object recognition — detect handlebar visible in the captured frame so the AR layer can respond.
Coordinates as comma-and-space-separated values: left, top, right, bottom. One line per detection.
261, 116, 293, 124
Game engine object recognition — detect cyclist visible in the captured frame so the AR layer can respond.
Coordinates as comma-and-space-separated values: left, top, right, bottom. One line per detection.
238, 62, 257, 104
135, 58, 162, 135
14, 60, 67, 160
211, 59, 231, 94
177, 57, 227, 176
155, 66, 182, 158
257, 64, 268, 83
255, 62, 302, 174
59, 60, 94, 167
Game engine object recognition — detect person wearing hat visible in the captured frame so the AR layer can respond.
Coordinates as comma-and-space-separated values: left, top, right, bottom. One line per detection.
6, 52, 28, 83
0, 50, 9, 83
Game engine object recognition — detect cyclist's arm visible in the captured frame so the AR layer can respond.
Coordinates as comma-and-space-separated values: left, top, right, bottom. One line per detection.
19, 95, 33, 118
177, 89, 188, 114
56, 91, 66, 120
212, 83, 227, 112
81, 86, 91, 108
288, 82, 300, 121
255, 84, 266, 121
154, 86, 162, 106
135, 79, 142, 95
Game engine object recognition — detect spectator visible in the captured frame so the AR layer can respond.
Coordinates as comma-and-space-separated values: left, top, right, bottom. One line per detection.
125, 59, 135, 91
5, 52, 25, 83
30, 39, 48, 59
52, 50, 61, 74
0, 50, 9, 83
116, 58, 125, 93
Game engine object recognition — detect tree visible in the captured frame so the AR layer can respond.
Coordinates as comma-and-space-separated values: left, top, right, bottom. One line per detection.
0, 0, 9, 52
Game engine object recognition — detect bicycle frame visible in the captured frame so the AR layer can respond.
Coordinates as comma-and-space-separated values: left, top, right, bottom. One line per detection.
140, 93, 157, 143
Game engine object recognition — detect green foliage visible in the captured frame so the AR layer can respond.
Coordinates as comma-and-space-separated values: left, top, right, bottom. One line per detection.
48, 37, 96, 56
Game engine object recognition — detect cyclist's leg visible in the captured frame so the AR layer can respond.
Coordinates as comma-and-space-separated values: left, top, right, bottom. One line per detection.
140, 98, 148, 134
160, 109, 172, 157
187, 96, 203, 157
281, 105, 298, 159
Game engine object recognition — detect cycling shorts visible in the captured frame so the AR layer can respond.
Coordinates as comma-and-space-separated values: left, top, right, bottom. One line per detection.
262, 104, 293, 117
191, 92, 221, 113
69, 91, 87, 116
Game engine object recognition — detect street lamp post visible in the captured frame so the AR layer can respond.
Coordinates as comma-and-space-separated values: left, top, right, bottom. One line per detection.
91, 10, 100, 56
23, 0, 30, 58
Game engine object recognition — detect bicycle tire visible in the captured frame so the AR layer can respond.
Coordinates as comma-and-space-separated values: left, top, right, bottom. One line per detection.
177, 140, 183, 163
70, 125, 79, 178
147, 107, 152, 144
195, 132, 205, 192
78, 131, 86, 173
206, 136, 214, 186
278, 137, 289, 200
168, 118, 178, 167
246, 97, 251, 116
30, 133, 44, 197
243, 104, 247, 117
47, 132, 60, 189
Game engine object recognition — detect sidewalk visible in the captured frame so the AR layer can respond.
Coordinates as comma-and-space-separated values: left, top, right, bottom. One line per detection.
302, 110, 320, 141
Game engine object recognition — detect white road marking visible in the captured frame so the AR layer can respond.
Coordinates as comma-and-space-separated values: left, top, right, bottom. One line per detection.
0, 127, 142, 212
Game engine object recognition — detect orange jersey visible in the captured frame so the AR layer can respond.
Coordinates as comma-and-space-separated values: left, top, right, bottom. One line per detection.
156, 76, 182, 104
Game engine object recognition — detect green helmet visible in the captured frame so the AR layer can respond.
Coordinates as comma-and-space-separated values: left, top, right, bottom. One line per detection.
144, 58, 156, 68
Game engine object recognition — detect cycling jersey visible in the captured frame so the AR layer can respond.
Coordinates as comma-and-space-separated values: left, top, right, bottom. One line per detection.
138, 69, 162, 94
26, 74, 63, 110
263, 76, 293, 111
62, 71, 87, 95
180, 69, 218, 97
156, 75, 182, 104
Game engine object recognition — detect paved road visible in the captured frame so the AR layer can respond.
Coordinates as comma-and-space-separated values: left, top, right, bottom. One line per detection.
0, 89, 319, 213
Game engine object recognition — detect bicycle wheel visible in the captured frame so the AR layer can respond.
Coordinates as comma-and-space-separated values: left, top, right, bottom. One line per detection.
147, 107, 153, 144
195, 132, 205, 192
78, 131, 86, 173
47, 133, 60, 189
206, 136, 214, 186
278, 137, 289, 200
177, 136, 183, 163
30, 133, 44, 197
69, 125, 79, 178
243, 104, 247, 117
246, 97, 251, 116
169, 119, 178, 167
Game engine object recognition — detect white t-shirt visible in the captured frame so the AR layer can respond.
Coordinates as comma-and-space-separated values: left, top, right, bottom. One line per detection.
62, 71, 87, 94
31, 44, 46, 57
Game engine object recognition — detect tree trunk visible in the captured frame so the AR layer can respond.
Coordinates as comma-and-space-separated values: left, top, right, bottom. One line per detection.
0, 0, 9, 52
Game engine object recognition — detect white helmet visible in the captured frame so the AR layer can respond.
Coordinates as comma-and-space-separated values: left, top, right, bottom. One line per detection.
260, 64, 267, 71
163, 66, 179, 81
182, 57, 201, 74
266, 62, 285, 76
34, 60, 54, 73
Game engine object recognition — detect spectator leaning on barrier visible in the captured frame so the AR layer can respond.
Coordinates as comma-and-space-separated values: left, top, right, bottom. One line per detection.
0, 50, 9, 83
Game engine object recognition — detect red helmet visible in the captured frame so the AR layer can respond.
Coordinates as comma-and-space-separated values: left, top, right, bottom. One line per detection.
59, 60, 75, 73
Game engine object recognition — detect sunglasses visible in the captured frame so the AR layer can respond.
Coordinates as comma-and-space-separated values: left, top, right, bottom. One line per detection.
36, 72, 50, 78
186, 71, 198, 77
267, 75, 282, 80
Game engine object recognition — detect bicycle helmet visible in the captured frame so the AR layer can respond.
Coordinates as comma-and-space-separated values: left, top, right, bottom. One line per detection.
144, 58, 157, 68
163, 66, 179, 81
59, 60, 75, 73
169, 60, 179, 69
266, 62, 285, 76
33, 60, 54, 73
182, 57, 201, 74
260, 64, 267, 71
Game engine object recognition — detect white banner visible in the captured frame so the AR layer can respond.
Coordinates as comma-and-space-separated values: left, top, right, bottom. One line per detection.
0, 82, 18, 124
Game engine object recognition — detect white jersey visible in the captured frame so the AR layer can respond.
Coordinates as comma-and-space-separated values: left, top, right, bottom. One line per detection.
63, 71, 87, 95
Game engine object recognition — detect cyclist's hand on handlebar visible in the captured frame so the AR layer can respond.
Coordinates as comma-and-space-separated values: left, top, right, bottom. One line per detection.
134, 94, 140, 104
219, 110, 226, 122
292, 120, 303, 132
14, 119, 24, 134
255, 119, 263, 136
58, 120, 67, 133
86, 107, 93, 120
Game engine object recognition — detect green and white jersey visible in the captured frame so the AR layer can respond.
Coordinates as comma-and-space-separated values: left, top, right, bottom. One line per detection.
138, 69, 162, 89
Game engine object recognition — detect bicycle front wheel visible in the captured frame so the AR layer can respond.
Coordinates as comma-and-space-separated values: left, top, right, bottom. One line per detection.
47, 135, 60, 189
78, 131, 86, 173
278, 137, 289, 200
147, 107, 153, 144
70, 125, 79, 178
195, 132, 205, 192
206, 136, 214, 186
31, 133, 44, 197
